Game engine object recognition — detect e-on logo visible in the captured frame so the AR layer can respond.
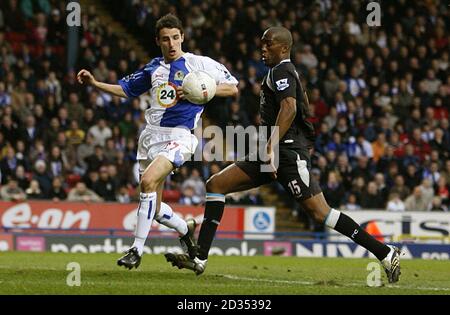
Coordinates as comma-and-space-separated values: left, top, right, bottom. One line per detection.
253, 211, 271, 231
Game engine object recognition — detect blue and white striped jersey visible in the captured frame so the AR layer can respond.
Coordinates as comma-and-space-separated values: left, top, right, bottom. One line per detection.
118, 52, 238, 129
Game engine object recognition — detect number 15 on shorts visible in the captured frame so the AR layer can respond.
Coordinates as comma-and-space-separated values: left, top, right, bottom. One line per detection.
288, 179, 302, 198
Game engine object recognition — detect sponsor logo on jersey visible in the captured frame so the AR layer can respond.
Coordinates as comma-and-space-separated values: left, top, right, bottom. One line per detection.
275, 78, 289, 91
156, 82, 178, 108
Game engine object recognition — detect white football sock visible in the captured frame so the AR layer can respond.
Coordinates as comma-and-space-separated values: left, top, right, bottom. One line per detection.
155, 202, 188, 236
132, 192, 157, 256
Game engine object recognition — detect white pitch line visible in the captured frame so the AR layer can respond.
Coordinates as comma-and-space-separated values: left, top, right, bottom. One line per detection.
220, 274, 450, 292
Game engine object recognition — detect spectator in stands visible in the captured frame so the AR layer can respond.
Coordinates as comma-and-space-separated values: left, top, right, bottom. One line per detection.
93, 166, 117, 202
0, 81, 11, 107
65, 120, 86, 147
0, 177, 26, 201
435, 177, 449, 205
84, 145, 106, 173
181, 168, 205, 203
14, 164, 28, 190
118, 111, 138, 139
0, 115, 18, 147
346, 66, 366, 97
33, 159, 52, 197
103, 138, 117, 163
0, 7, 4, 30
429, 196, 447, 212
47, 9, 66, 45
360, 181, 385, 209
351, 156, 373, 183
299, 45, 318, 70
88, 118, 112, 147
405, 186, 429, 211
64, 92, 84, 124
14, 140, 30, 170
404, 163, 422, 191
1, 146, 23, 184
372, 133, 387, 163
48, 145, 69, 178
43, 117, 60, 149
20, 0, 51, 19
227, 101, 250, 128
419, 178, 435, 207
343, 193, 361, 211
179, 185, 202, 206
422, 161, 441, 186
116, 185, 131, 203
386, 193, 406, 212
430, 128, 449, 160
423, 69, 441, 95
25, 179, 44, 199
80, 108, 96, 133
374, 173, 389, 205
76, 132, 95, 172
390, 175, 410, 200
322, 171, 345, 209
353, 133, 374, 160
67, 182, 103, 202
3, 0, 26, 31
19, 115, 42, 148
47, 176, 67, 201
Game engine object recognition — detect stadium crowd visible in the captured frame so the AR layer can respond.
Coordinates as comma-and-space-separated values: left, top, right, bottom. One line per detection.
0, 0, 449, 213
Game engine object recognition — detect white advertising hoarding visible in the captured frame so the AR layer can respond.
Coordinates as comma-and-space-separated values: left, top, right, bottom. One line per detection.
329, 211, 450, 241
244, 207, 276, 240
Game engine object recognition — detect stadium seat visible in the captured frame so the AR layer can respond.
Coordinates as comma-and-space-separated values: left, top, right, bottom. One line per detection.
162, 190, 181, 203
66, 174, 82, 188
5, 32, 27, 42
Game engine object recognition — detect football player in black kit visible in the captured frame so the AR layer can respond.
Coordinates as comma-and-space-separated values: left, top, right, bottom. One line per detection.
166, 26, 401, 283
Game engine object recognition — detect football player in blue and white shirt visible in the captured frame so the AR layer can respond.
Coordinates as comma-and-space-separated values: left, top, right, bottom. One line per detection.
77, 14, 238, 269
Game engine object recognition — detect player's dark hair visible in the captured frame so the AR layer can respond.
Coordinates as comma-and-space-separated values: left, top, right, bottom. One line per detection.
155, 14, 184, 38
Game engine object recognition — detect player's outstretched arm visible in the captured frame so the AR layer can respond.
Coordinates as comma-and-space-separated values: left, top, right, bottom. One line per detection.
215, 83, 238, 97
77, 69, 127, 98
267, 97, 297, 150
265, 97, 297, 179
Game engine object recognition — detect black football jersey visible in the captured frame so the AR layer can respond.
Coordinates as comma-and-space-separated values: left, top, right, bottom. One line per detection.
260, 60, 315, 149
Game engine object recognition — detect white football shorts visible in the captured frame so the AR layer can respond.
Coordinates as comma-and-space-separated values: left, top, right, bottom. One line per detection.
137, 124, 198, 173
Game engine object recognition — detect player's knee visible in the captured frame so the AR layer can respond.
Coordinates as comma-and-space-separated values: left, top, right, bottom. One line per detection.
140, 175, 158, 192
312, 210, 327, 223
303, 205, 327, 223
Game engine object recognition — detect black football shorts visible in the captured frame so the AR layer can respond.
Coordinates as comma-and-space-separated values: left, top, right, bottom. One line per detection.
235, 145, 322, 201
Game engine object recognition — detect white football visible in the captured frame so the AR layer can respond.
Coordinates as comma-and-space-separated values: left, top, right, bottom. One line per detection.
182, 70, 217, 105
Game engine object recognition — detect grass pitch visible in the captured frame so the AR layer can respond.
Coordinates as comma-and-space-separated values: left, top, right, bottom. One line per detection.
0, 252, 449, 295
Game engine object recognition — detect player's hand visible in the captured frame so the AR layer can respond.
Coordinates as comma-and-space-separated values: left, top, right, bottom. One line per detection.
176, 86, 186, 100
77, 69, 95, 85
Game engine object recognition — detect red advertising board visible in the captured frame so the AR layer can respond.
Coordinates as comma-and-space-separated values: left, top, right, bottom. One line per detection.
0, 201, 244, 237
0, 234, 13, 251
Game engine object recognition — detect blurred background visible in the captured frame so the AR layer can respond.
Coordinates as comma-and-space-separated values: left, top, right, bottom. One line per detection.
0, 0, 449, 255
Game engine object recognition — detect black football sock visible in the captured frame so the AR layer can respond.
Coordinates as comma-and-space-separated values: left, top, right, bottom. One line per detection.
197, 193, 225, 260
324, 209, 390, 260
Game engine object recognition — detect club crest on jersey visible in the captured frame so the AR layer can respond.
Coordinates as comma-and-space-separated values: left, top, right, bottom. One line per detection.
174, 70, 185, 81
276, 78, 289, 91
